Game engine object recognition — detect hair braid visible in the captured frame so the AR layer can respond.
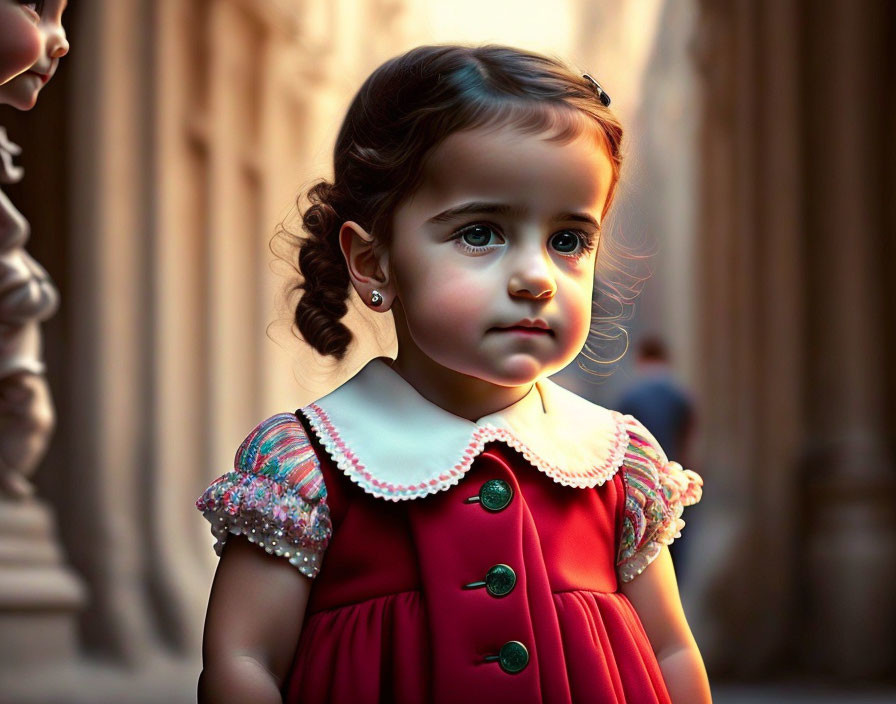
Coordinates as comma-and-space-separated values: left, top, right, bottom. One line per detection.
294, 180, 354, 360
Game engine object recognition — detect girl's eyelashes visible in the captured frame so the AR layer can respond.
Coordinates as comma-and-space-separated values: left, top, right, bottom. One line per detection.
449, 222, 598, 261
549, 230, 597, 260
18, 0, 44, 18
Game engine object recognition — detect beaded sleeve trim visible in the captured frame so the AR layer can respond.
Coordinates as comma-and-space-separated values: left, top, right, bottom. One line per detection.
615, 415, 704, 583
195, 413, 332, 578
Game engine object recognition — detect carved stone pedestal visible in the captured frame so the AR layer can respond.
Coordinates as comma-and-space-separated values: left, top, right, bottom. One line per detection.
0, 498, 86, 668
802, 437, 896, 680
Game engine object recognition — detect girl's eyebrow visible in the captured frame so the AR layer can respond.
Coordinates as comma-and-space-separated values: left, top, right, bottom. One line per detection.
426, 201, 601, 229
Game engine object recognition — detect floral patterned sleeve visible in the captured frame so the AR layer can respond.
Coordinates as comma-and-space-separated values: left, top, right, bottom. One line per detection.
195, 413, 332, 578
615, 414, 704, 584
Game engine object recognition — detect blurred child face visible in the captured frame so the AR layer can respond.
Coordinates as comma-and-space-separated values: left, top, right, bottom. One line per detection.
387, 121, 613, 391
0, 1, 41, 84
0, 0, 69, 110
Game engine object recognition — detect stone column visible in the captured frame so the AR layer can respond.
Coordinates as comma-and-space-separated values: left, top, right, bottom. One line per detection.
62, 0, 161, 662
798, 0, 896, 680
695, 0, 896, 680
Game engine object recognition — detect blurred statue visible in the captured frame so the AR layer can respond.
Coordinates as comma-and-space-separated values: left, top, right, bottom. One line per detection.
0, 0, 70, 499
0, 126, 58, 498
0, 4, 84, 687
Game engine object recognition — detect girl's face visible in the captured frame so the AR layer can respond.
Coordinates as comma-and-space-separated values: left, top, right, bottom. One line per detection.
0, 0, 69, 110
386, 122, 614, 393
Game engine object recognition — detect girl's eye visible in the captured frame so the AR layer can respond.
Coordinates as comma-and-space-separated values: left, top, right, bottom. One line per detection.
452, 224, 504, 254
550, 230, 598, 260
450, 224, 598, 260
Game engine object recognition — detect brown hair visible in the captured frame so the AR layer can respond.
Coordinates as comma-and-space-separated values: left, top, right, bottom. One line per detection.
278, 43, 645, 373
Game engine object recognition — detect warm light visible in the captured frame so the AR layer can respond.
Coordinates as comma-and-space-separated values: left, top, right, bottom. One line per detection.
423, 0, 574, 51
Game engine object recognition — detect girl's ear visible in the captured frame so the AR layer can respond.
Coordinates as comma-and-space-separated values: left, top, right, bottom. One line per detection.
338, 221, 395, 311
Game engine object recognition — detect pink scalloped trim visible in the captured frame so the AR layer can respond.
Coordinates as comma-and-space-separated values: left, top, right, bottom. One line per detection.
300, 403, 629, 501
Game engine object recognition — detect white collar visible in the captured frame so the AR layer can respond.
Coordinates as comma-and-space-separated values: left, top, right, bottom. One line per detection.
298, 357, 629, 501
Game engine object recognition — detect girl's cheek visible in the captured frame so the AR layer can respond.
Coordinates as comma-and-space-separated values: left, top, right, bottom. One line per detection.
428, 271, 487, 315
404, 274, 484, 337
0, 17, 42, 82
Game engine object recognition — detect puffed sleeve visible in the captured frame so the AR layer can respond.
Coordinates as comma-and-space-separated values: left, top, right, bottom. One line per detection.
195, 413, 332, 578
615, 414, 703, 584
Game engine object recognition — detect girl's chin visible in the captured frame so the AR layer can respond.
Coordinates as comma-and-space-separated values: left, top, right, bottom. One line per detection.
6, 94, 39, 111
0, 81, 42, 110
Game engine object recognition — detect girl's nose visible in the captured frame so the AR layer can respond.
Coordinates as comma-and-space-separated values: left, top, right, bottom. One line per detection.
508, 253, 557, 300
47, 26, 69, 59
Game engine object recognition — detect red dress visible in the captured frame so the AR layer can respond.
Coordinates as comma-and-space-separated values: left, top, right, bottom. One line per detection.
196, 358, 703, 704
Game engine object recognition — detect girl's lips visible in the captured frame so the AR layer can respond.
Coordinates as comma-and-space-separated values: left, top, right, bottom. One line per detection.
492, 326, 554, 336
28, 71, 50, 84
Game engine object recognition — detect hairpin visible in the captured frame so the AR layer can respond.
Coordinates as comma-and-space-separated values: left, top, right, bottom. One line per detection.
582, 74, 611, 107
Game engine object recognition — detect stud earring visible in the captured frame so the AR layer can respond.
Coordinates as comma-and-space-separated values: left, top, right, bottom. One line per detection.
370, 289, 383, 307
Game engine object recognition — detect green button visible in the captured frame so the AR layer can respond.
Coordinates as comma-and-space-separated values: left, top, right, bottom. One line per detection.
479, 479, 512, 511
499, 640, 529, 673
485, 564, 516, 597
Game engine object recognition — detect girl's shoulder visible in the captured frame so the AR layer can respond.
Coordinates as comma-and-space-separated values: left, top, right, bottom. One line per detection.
232, 412, 326, 501
195, 412, 332, 578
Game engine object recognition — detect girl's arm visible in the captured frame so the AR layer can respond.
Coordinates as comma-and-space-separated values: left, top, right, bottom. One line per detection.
198, 534, 312, 704
619, 545, 712, 704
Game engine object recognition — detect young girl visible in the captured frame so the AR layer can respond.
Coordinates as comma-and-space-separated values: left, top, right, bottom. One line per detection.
197, 44, 710, 704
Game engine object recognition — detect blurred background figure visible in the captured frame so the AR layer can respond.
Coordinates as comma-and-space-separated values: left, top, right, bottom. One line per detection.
615, 333, 697, 580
